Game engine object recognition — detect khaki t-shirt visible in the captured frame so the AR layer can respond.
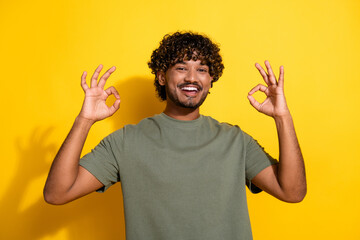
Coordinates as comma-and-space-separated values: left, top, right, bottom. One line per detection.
80, 113, 277, 240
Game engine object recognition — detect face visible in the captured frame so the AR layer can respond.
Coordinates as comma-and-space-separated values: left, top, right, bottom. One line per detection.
158, 59, 213, 109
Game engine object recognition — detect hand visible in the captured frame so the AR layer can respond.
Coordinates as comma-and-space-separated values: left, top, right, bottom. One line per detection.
247, 60, 290, 119
78, 64, 120, 123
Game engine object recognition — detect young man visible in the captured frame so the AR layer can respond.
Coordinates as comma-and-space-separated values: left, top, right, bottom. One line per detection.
44, 32, 306, 239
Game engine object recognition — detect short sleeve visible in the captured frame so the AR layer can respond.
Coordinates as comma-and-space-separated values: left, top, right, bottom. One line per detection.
79, 130, 123, 192
243, 132, 278, 194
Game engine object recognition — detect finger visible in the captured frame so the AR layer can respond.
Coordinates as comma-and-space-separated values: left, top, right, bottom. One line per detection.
105, 86, 120, 99
90, 64, 103, 87
81, 71, 89, 92
278, 65, 284, 88
264, 60, 277, 85
248, 84, 267, 95
98, 66, 116, 89
108, 99, 121, 116
255, 63, 270, 86
247, 95, 262, 111
105, 86, 121, 116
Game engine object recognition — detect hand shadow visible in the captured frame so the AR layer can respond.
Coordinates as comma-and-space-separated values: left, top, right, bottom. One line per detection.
0, 76, 164, 240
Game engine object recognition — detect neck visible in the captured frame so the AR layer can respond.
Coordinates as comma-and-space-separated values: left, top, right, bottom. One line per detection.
163, 102, 200, 121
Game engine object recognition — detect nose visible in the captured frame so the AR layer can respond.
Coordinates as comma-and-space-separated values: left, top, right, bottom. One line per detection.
185, 68, 196, 82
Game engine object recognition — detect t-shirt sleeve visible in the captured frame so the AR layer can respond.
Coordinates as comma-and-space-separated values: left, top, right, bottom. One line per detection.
79, 130, 123, 192
243, 132, 278, 194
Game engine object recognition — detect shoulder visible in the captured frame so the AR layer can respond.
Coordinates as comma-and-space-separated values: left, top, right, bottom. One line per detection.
123, 114, 162, 132
202, 115, 243, 132
201, 115, 251, 141
116, 114, 165, 141
201, 116, 260, 147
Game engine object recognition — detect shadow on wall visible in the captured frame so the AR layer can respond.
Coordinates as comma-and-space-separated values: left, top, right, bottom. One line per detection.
0, 77, 164, 240
111, 76, 165, 129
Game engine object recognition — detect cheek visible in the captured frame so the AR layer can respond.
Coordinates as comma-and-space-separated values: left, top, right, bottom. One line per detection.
201, 77, 212, 89
166, 73, 182, 85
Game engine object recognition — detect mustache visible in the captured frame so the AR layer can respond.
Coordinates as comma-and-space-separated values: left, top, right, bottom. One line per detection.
177, 82, 203, 91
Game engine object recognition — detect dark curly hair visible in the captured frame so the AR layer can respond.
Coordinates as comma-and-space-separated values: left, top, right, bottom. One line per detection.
148, 31, 224, 100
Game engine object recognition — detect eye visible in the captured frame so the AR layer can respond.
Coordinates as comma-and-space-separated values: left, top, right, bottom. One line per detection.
198, 68, 208, 73
176, 67, 186, 71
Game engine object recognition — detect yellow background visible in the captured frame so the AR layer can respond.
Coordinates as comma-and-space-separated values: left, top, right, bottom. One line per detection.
1, 0, 359, 239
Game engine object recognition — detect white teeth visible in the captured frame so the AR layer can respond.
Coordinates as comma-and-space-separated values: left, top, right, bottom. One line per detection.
181, 86, 198, 91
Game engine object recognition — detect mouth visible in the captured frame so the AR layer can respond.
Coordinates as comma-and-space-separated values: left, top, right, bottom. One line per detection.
178, 83, 202, 96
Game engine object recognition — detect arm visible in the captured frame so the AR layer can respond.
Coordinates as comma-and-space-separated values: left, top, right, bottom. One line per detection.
43, 65, 120, 205
247, 61, 306, 203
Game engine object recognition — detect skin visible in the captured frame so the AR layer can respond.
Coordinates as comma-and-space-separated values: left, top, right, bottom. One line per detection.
157, 60, 213, 121
248, 61, 306, 203
43, 65, 118, 204
43, 60, 306, 205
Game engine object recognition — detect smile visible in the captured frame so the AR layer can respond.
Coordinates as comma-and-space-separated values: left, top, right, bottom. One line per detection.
178, 83, 203, 94
181, 86, 199, 92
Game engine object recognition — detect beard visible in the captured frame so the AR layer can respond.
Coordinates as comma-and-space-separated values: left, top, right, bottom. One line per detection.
165, 83, 209, 109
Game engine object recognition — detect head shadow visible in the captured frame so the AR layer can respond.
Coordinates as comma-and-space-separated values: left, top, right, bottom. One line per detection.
110, 76, 165, 129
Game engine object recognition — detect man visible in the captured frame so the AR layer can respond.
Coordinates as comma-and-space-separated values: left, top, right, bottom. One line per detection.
44, 32, 306, 239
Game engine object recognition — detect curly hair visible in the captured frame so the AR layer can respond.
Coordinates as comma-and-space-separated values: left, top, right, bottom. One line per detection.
148, 31, 224, 100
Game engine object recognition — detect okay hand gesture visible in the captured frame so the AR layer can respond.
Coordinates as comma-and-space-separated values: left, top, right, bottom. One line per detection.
78, 65, 120, 123
247, 60, 290, 119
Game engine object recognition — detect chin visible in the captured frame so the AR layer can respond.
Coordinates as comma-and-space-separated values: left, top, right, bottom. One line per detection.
166, 88, 209, 110
177, 97, 206, 109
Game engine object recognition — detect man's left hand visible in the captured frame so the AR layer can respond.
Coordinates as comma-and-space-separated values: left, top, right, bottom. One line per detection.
248, 60, 290, 119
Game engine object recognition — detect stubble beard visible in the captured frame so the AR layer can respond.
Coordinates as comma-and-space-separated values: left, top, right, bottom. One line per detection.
165, 84, 209, 109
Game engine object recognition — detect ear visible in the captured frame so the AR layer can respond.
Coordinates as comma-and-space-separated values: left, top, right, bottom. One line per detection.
210, 77, 214, 88
157, 71, 166, 86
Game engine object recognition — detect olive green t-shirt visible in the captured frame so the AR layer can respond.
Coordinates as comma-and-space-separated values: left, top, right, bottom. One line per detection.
80, 113, 277, 240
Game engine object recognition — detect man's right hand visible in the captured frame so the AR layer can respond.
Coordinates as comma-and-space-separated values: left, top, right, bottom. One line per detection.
79, 64, 120, 124
44, 64, 121, 205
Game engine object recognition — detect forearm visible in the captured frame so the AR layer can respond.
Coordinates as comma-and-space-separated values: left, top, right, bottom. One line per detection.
275, 113, 307, 202
43, 116, 94, 203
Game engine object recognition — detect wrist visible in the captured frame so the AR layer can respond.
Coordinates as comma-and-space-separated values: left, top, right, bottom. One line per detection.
274, 110, 292, 122
75, 115, 96, 129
